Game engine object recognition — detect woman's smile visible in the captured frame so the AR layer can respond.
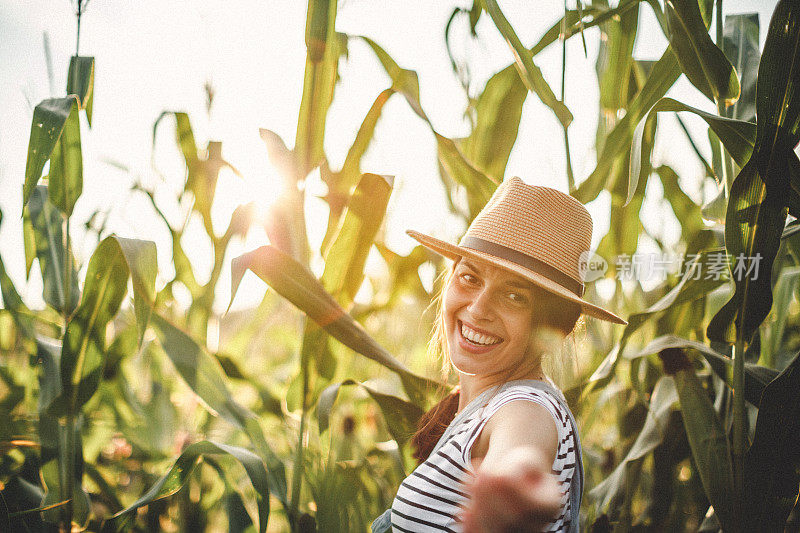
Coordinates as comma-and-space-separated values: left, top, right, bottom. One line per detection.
457, 319, 504, 352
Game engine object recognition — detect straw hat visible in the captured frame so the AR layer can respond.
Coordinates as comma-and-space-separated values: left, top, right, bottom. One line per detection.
407, 176, 627, 325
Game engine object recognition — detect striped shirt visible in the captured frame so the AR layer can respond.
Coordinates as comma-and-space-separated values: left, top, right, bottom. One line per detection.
391, 383, 577, 532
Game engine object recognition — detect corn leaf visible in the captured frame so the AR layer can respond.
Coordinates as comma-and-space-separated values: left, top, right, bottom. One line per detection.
460, 64, 527, 181
49, 236, 156, 416
317, 379, 424, 448
744, 349, 800, 530
722, 14, 760, 123
23, 96, 80, 209
66, 56, 94, 125
658, 348, 735, 530
707, 0, 800, 344
230, 245, 437, 406
25, 186, 80, 314
0, 254, 35, 339
357, 35, 497, 218
47, 98, 82, 216
628, 97, 757, 205
148, 313, 288, 507
589, 376, 678, 513
573, 48, 681, 204
321, 173, 393, 308
588, 248, 728, 387
665, 0, 740, 105
480, 0, 572, 128
101, 440, 270, 533
626, 334, 778, 406
35, 337, 91, 528
761, 265, 800, 366
295, 0, 343, 179
597, 2, 639, 111
321, 89, 395, 253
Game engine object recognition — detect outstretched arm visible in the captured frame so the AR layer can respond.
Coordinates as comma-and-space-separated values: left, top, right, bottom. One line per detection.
460, 400, 563, 532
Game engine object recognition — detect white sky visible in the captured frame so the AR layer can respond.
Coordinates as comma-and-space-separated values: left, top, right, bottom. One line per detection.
0, 0, 779, 313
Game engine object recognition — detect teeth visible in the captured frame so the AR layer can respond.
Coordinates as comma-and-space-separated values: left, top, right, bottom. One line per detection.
460, 323, 501, 346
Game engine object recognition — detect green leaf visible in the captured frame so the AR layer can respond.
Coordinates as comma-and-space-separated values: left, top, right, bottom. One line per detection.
321, 173, 393, 308
743, 350, 800, 530
337, 92, 392, 191
665, 0, 740, 105
657, 347, 735, 530
317, 379, 424, 448
753, 0, 800, 148
101, 440, 270, 533
625, 334, 777, 406
722, 14, 760, 123
25, 186, 80, 314
460, 64, 527, 181
230, 245, 437, 407
574, 48, 681, 204
628, 97, 757, 205
480, 0, 572, 128
22, 207, 35, 278
321, 89, 396, 253
47, 98, 83, 216
148, 313, 289, 507
151, 313, 254, 423
53, 236, 156, 415
707, 159, 789, 343
596, 1, 639, 111
123, 238, 158, 344
530, 2, 639, 59
761, 265, 800, 366
372, 243, 431, 308
35, 337, 91, 528
154, 113, 237, 236
0, 254, 35, 339
589, 376, 678, 513
359, 37, 421, 115
358, 35, 497, 218
595, 106, 656, 260
656, 166, 705, 243
154, 111, 198, 171
66, 56, 94, 125
589, 248, 728, 386
708, 0, 800, 344
23, 96, 80, 210
295, 1, 344, 179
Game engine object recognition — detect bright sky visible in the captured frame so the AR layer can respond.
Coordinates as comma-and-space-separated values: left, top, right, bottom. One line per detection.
0, 0, 779, 313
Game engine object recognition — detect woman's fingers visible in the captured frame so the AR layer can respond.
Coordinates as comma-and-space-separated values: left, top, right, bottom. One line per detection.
460, 468, 562, 532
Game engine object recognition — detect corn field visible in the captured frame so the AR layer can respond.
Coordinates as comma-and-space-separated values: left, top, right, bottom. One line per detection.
1, 0, 799, 531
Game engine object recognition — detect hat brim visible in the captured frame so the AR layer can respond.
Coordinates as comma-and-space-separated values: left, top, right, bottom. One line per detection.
407, 230, 628, 325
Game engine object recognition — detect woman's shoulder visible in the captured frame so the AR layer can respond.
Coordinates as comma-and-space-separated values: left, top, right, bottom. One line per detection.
484, 380, 571, 420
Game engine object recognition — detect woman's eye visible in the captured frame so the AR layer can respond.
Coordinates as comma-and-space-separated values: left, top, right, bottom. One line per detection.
460, 273, 477, 284
507, 292, 527, 304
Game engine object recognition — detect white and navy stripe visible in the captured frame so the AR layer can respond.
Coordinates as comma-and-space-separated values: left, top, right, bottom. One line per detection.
391, 384, 577, 532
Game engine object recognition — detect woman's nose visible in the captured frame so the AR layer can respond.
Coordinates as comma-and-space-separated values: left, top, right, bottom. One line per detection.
466, 288, 494, 319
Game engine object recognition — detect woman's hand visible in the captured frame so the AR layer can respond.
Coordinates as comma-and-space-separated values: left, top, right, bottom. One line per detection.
460, 446, 562, 533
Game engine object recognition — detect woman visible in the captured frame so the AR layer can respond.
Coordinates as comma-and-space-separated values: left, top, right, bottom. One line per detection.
373, 177, 626, 532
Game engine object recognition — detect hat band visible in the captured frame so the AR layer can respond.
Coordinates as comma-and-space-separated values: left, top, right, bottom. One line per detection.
459, 236, 585, 297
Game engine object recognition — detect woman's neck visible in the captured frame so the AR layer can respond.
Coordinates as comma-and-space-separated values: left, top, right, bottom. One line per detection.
456, 366, 546, 413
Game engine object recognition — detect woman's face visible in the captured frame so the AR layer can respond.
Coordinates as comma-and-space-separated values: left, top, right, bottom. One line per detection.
443, 257, 543, 380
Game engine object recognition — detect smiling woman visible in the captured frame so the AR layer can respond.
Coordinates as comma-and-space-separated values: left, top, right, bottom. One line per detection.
444, 258, 581, 384
371, 177, 627, 533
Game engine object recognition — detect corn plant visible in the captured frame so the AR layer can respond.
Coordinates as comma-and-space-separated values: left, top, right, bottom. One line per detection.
3, 0, 800, 531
